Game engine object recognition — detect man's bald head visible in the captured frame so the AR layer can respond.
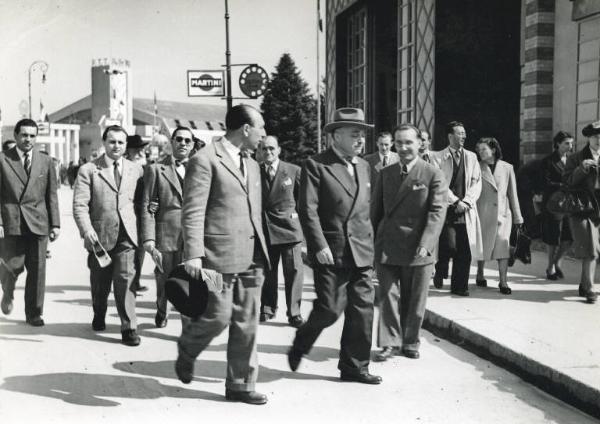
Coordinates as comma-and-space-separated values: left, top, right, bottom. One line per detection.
259, 135, 281, 165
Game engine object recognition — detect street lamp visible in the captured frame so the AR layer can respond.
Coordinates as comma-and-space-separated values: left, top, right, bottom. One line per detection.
28, 60, 49, 119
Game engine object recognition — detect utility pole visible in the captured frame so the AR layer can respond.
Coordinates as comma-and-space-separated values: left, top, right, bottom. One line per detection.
28, 60, 49, 119
316, 0, 321, 152
224, 0, 233, 112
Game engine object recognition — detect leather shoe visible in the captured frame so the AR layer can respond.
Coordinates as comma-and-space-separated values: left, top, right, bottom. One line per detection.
175, 355, 194, 384
288, 348, 303, 372
585, 290, 598, 304
450, 289, 470, 297
26, 316, 45, 327
288, 315, 304, 328
121, 329, 141, 346
373, 346, 397, 362
546, 271, 558, 281
1, 293, 13, 315
476, 279, 487, 287
555, 266, 564, 279
499, 285, 512, 295
134, 284, 148, 293
92, 315, 106, 331
225, 389, 267, 405
259, 312, 274, 323
340, 371, 382, 385
433, 275, 444, 289
402, 349, 420, 359
155, 312, 168, 328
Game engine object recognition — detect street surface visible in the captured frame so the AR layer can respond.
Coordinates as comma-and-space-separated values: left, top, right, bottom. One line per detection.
0, 187, 597, 424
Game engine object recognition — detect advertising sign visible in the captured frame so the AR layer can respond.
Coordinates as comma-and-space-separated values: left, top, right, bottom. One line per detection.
187, 70, 225, 97
239, 65, 269, 99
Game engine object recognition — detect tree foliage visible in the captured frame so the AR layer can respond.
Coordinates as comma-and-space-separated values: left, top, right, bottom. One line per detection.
261, 53, 318, 165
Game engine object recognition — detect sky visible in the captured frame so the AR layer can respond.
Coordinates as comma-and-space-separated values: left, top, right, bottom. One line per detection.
0, 0, 326, 123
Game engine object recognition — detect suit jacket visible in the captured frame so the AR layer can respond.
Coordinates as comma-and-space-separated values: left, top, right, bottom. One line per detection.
73, 154, 144, 251
371, 159, 448, 266
299, 148, 373, 268
261, 160, 303, 245
431, 147, 483, 260
477, 160, 523, 260
141, 156, 184, 252
182, 137, 270, 274
363, 151, 399, 189
0, 148, 60, 236
540, 151, 567, 208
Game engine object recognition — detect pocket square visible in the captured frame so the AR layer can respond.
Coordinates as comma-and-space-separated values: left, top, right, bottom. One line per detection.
283, 177, 292, 186
412, 183, 426, 190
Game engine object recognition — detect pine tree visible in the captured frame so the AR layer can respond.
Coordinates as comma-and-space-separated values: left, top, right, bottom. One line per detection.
261, 53, 318, 165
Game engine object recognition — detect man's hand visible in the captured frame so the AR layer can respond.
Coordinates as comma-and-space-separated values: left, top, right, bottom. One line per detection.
315, 247, 334, 265
0, 226, 4, 239
49, 227, 60, 242
184, 257, 203, 280
582, 159, 597, 172
143, 240, 155, 254
415, 247, 429, 259
84, 230, 99, 247
454, 200, 468, 214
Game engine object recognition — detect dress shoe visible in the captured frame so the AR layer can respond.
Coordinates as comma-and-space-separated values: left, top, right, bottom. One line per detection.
155, 312, 168, 328
135, 285, 148, 293
373, 346, 397, 362
450, 289, 470, 297
585, 290, 597, 304
121, 329, 141, 346
340, 371, 382, 385
225, 389, 268, 405
579, 283, 586, 297
175, 354, 194, 383
259, 312, 274, 323
546, 271, 558, 281
26, 316, 45, 327
1, 293, 13, 315
499, 285, 512, 295
554, 266, 564, 279
92, 315, 106, 331
402, 349, 420, 359
476, 279, 487, 287
288, 315, 304, 328
288, 348, 303, 372
433, 275, 444, 289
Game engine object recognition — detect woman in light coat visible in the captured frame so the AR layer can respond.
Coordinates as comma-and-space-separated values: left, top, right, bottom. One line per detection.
475, 138, 523, 294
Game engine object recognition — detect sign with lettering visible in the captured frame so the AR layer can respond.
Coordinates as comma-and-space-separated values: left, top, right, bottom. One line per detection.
187, 70, 225, 97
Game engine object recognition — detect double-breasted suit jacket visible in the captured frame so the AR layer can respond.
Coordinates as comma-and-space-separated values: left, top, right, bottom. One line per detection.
73, 154, 144, 251
261, 160, 303, 245
0, 148, 60, 236
299, 148, 374, 268
363, 151, 399, 190
141, 155, 184, 252
477, 160, 523, 261
371, 159, 448, 266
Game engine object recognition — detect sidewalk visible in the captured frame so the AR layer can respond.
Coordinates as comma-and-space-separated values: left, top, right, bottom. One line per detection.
422, 251, 600, 418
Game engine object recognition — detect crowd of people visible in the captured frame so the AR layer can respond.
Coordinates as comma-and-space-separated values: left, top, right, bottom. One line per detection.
1, 108, 599, 405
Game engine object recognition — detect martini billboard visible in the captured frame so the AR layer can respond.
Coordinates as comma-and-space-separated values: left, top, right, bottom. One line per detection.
187, 70, 225, 97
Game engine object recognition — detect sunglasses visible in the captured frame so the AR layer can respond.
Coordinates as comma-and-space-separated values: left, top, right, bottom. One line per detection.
174, 136, 193, 144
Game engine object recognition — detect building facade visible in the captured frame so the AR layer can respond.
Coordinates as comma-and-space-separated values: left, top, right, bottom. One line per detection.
326, 0, 600, 164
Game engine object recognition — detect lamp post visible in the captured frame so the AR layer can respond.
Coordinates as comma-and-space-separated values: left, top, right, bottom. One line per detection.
224, 0, 233, 112
28, 60, 49, 119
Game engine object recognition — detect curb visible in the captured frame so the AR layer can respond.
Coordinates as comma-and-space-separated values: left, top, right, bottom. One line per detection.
423, 309, 600, 420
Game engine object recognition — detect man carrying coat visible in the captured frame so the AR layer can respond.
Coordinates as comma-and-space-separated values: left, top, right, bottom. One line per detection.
73, 125, 144, 346
257, 135, 304, 327
141, 126, 194, 328
288, 107, 381, 385
0, 119, 60, 326
176, 105, 271, 405
371, 124, 448, 361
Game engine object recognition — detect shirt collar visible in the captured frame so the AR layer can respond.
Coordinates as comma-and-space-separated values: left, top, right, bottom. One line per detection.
400, 156, 419, 173
449, 146, 462, 156
332, 146, 358, 164
221, 136, 241, 156
378, 152, 389, 162
103, 154, 123, 168
265, 158, 279, 171
16, 147, 31, 160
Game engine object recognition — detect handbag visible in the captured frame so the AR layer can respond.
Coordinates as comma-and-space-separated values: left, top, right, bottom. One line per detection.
509, 225, 532, 266
545, 188, 598, 219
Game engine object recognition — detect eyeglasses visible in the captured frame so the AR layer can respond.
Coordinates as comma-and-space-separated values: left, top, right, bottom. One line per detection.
174, 136, 193, 144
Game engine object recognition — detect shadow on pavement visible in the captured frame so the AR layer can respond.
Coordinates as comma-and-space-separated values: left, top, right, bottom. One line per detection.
0, 372, 222, 406
113, 359, 339, 384
427, 287, 584, 304
202, 342, 340, 362
0, 318, 122, 344
45, 285, 91, 293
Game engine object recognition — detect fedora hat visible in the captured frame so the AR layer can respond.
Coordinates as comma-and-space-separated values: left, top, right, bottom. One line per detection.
126, 134, 149, 149
323, 107, 374, 133
582, 121, 600, 137
165, 265, 223, 318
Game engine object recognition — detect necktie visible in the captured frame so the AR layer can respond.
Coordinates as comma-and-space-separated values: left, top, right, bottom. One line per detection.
239, 151, 247, 179
400, 164, 408, 182
24, 152, 31, 176
382, 156, 388, 167
454, 149, 461, 166
113, 161, 121, 189
267, 164, 275, 182
344, 157, 355, 177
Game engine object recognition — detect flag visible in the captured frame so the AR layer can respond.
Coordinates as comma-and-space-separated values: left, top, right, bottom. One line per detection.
153, 90, 158, 116
318, 0, 323, 32
39, 100, 46, 122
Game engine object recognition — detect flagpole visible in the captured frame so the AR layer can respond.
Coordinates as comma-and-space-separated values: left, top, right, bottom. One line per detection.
316, 0, 321, 153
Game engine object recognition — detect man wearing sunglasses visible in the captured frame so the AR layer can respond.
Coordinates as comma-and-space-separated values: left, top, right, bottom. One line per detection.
141, 126, 194, 328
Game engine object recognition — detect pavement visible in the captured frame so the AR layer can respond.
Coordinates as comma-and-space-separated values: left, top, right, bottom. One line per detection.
0, 186, 598, 424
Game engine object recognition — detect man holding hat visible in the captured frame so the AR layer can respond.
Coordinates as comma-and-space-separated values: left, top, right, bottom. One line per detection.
141, 126, 194, 328
288, 107, 381, 385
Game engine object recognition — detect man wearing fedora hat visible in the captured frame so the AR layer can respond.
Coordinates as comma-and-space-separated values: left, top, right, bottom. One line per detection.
288, 107, 381, 385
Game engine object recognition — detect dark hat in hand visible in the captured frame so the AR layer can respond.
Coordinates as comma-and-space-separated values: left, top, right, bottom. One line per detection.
323, 107, 374, 133
165, 265, 210, 318
126, 134, 149, 149
582, 121, 600, 137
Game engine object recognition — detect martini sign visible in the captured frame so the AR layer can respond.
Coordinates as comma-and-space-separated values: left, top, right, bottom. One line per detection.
187, 70, 225, 97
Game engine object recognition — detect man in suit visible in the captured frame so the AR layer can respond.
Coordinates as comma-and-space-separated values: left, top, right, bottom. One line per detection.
0, 119, 60, 326
176, 105, 270, 405
288, 107, 381, 385
73, 125, 144, 346
419, 130, 433, 163
141, 126, 194, 328
363, 131, 399, 189
431, 121, 483, 296
371, 124, 447, 361
257, 135, 304, 327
